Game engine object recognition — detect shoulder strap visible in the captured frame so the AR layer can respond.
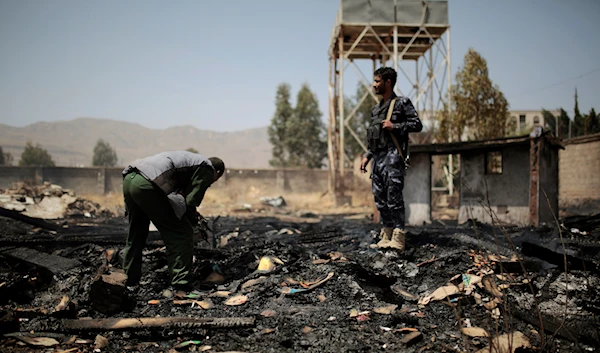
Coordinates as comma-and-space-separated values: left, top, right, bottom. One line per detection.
385, 99, 407, 163
385, 99, 396, 121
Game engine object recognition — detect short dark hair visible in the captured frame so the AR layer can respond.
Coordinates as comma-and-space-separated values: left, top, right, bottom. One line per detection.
374, 67, 397, 88
209, 157, 225, 179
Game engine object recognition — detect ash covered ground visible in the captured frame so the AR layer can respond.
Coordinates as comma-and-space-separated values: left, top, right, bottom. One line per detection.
1, 201, 599, 352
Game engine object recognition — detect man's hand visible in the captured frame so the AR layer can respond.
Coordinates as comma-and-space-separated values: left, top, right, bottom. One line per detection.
185, 207, 199, 224
382, 120, 393, 130
359, 158, 370, 173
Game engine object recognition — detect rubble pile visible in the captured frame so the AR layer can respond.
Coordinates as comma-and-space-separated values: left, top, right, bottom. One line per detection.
0, 211, 599, 352
0, 182, 115, 219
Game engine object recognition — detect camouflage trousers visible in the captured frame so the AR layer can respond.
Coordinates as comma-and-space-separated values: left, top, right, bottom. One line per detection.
370, 149, 406, 229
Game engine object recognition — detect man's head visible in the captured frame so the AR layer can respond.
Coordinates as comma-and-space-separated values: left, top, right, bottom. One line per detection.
209, 157, 225, 182
373, 67, 397, 95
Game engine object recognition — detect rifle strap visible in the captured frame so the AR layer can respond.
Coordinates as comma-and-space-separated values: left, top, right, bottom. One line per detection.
385, 99, 406, 162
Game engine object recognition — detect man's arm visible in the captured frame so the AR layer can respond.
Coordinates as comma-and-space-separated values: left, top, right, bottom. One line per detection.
185, 165, 214, 209
389, 97, 423, 133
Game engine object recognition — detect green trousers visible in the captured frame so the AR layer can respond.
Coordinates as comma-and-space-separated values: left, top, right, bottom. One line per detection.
122, 171, 194, 287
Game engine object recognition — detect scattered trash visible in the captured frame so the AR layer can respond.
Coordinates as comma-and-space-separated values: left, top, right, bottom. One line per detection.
404, 262, 419, 277
242, 276, 267, 290
0, 198, 597, 352
391, 285, 418, 301
15, 336, 59, 347
260, 196, 286, 208
394, 327, 419, 333
173, 299, 213, 309
260, 328, 276, 335
260, 310, 277, 317
0, 181, 116, 219
94, 334, 109, 350
280, 272, 334, 295
461, 327, 490, 337
373, 304, 398, 315
418, 285, 460, 305
209, 291, 231, 298
54, 295, 70, 312
401, 331, 423, 346
356, 313, 370, 321
475, 331, 531, 353
257, 256, 283, 273
224, 295, 248, 306
172, 340, 202, 349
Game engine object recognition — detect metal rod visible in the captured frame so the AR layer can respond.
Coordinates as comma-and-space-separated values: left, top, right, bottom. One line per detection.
338, 36, 345, 175
447, 29, 453, 195
350, 61, 379, 102
415, 57, 448, 105
344, 90, 369, 125
327, 58, 335, 195
393, 25, 399, 94
345, 26, 370, 59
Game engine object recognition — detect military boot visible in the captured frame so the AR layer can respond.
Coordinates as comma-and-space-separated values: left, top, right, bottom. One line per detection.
386, 228, 406, 251
375, 227, 393, 248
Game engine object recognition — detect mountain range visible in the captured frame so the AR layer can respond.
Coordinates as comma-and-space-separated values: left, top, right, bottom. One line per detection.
0, 118, 271, 168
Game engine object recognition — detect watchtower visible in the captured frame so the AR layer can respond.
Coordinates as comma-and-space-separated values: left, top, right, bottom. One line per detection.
327, 0, 450, 204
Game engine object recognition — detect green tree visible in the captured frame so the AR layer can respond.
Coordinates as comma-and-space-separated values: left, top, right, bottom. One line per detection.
19, 141, 55, 167
0, 146, 13, 166
92, 139, 118, 167
436, 48, 512, 142
571, 88, 586, 137
186, 147, 199, 153
585, 108, 600, 135
286, 83, 327, 168
543, 109, 570, 139
4, 152, 13, 166
268, 83, 294, 167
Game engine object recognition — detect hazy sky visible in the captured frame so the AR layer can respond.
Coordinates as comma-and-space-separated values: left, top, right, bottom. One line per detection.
1, 0, 598, 132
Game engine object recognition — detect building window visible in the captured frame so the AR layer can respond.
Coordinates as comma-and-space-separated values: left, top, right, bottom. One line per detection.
519, 115, 526, 131
486, 151, 502, 174
533, 116, 540, 126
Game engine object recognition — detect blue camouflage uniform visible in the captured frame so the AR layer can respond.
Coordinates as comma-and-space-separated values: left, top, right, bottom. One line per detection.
365, 93, 423, 229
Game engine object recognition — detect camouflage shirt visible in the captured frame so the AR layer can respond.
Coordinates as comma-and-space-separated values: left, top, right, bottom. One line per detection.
365, 93, 423, 160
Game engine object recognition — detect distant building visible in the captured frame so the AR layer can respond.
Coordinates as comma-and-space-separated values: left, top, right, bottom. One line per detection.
415, 109, 561, 135
509, 110, 560, 134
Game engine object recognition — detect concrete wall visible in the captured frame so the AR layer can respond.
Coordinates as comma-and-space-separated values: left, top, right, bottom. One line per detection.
0, 166, 339, 196
459, 145, 531, 225
350, 152, 432, 226
559, 134, 600, 215
404, 152, 431, 225
539, 139, 560, 224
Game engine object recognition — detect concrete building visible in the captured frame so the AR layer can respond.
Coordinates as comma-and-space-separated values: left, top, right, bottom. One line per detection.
415, 109, 561, 136
509, 110, 560, 134
401, 127, 563, 226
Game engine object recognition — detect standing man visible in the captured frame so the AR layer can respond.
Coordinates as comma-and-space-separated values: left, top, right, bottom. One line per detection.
360, 67, 423, 251
121, 151, 225, 291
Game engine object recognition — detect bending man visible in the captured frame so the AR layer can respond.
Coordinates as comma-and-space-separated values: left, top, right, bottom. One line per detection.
121, 151, 224, 290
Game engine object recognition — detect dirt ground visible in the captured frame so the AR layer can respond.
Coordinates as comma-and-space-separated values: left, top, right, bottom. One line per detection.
1, 190, 599, 353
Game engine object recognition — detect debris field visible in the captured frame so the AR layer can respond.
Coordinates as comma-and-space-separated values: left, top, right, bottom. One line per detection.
0, 185, 599, 352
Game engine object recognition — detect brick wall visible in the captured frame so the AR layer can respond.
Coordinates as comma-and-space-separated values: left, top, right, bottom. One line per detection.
559, 133, 600, 214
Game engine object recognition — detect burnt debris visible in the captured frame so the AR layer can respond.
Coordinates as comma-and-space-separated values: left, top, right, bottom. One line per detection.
0, 207, 599, 352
